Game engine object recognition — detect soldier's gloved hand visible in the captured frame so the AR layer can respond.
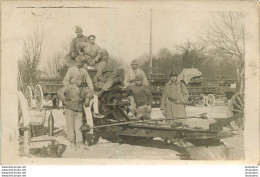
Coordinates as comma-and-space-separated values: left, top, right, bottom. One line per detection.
161, 109, 166, 117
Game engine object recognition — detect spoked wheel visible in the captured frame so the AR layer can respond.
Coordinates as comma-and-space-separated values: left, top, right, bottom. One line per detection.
25, 86, 33, 109
195, 95, 205, 107
35, 84, 44, 110
206, 94, 216, 107
230, 92, 244, 115
229, 92, 244, 129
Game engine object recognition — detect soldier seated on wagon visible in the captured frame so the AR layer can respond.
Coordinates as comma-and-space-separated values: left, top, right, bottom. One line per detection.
93, 48, 120, 97
69, 26, 89, 61
125, 74, 153, 120
75, 35, 102, 69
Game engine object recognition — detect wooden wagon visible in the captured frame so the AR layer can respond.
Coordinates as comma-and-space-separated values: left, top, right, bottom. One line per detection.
25, 78, 63, 110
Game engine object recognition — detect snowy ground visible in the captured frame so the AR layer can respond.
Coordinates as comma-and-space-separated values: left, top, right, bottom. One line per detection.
26, 102, 244, 160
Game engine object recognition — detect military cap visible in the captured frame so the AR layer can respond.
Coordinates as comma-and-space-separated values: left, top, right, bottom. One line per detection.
100, 48, 109, 58
169, 71, 178, 77
75, 55, 85, 63
131, 60, 138, 65
75, 26, 83, 32
88, 35, 96, 39
135, 74, 144, 81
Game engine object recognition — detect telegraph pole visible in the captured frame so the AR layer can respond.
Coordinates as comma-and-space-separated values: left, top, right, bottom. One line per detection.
149, 9, 153, 75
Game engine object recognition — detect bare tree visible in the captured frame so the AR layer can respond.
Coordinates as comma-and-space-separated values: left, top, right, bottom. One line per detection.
43, 53, 65, 78
22, 28, 44, 84
175, 41, 207, 68
157, 48, 172, 61
203, 11, 245, 91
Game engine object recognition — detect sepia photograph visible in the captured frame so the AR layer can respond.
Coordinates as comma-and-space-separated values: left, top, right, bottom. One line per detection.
1, 1, 259, 164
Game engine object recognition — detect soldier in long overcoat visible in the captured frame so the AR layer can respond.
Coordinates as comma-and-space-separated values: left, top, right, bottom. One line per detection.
160, 71, 189, 120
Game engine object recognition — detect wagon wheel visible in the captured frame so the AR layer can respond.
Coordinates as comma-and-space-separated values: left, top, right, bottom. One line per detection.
229, 92, 244, 129
230, 92, 244, 115
25, 86, 33, 109
35, 84, 44, 110
195, 95, 205, 107
206, 94, 216, 107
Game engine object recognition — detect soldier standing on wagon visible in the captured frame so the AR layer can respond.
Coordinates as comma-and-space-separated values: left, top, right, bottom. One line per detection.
160, 71, 189, 122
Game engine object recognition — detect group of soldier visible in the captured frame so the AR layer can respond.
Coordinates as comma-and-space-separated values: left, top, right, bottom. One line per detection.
58, 26, 189, 149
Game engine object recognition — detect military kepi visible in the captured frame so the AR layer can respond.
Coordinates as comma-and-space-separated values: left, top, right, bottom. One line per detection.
169, 71, 178, 77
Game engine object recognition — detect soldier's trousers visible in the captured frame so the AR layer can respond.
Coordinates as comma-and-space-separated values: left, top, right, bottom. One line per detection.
137, 105, 152, 120
94, 77, 120, 91
128, 95, 137, 116
65, 109, 83, 143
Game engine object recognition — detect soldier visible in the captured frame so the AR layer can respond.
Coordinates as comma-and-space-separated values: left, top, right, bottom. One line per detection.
125, 74, 153, 120
84, 35, 102, 67
75, 35, 102, 68
63, 55, 104, 118
160, 71, 189, 121
124, 60, 149, 117
124, 59, 149, 87
70, 26, 89, 60
63, 55, 93, 86
93, 48, 120, 97
58, 75, 94, 148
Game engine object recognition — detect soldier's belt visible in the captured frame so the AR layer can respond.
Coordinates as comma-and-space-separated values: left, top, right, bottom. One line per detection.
167, 97, 178, 102
67, 99, 84, 103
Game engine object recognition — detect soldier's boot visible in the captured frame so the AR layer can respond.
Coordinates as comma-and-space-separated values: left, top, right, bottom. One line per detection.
96, 89, 105, 97
70, 141, 76, 148
93, 113, 105, 119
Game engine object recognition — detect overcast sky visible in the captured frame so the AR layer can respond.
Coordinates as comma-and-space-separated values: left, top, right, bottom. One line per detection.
6, 7, 210, 69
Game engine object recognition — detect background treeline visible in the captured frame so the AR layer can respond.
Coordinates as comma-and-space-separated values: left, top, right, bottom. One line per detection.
136, 46, 238, 81
18, 12, 244, 91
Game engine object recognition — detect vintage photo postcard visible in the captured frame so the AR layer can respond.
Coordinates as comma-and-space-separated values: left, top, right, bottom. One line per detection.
1, 0, 259, 165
